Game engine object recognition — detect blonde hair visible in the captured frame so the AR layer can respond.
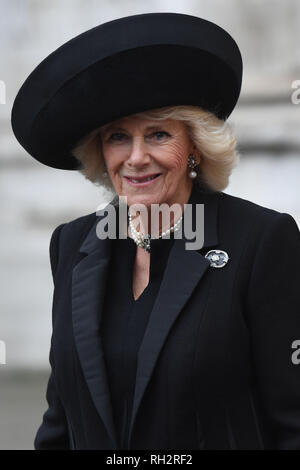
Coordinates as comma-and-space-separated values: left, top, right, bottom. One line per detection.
72, 105, 240, 193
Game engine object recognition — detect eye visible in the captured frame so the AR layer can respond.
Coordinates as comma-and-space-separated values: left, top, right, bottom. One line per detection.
107, 132, 127, 142
150, 131, 171, 140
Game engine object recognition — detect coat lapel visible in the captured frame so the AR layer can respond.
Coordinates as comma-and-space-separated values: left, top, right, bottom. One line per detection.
127, 186, 221, 446
71, 185, 220, 449
71, 195, 119, 449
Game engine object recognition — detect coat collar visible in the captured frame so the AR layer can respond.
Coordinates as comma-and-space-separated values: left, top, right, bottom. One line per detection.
71, 181, 220, 449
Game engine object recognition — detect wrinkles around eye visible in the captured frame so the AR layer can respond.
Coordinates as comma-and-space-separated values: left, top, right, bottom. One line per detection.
107, 131, 171, 143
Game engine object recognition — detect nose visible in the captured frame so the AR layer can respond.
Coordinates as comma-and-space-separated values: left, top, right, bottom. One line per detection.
126, 136, 151, 167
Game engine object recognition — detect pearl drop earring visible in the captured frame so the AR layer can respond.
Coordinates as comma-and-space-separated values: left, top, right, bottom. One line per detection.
187, 154, 198, 179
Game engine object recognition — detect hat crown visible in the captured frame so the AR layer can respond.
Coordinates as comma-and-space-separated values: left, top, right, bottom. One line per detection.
11, 12, 243, 170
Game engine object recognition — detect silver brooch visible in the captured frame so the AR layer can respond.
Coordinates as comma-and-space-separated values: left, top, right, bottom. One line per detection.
204, 249, 229, 268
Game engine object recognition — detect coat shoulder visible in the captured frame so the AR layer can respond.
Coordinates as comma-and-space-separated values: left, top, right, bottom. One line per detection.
60, 210, 96, 234
59, 210, 96, 241
219, 191, 297, 227
52, 210, 97, 268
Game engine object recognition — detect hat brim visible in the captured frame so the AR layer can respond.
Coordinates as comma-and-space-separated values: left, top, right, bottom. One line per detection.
11, 12, 243, 170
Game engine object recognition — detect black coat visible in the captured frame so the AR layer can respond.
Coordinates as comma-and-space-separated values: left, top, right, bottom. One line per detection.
34, 187, 300, 450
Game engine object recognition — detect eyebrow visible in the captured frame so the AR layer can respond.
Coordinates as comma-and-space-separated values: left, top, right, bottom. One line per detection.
101, 123, 167, 134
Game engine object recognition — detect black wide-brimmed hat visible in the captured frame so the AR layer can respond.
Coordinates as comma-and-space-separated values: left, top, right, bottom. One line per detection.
11, 12, 243, 170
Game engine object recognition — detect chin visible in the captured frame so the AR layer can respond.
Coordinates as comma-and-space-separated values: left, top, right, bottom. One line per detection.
129, 194, 159, 209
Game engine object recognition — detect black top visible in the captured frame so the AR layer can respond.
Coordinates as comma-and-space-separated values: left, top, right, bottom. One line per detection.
100, 180, 202, 449
100, 230, 175, 449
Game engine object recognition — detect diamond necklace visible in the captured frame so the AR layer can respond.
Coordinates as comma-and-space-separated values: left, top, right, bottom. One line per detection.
128, 213, 183, 253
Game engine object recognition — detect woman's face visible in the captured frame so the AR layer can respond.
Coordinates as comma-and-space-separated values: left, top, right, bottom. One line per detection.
99, 115, 199, 209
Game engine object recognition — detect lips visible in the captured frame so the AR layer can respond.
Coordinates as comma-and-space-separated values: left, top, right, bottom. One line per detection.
124, 173, 161, 186
124, 173, 161, 183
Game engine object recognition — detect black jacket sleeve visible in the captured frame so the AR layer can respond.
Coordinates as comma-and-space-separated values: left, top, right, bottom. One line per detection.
34, 223, 70, 450
246, 213, 300, 450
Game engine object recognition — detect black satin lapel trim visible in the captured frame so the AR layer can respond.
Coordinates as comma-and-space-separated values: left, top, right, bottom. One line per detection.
71, 236, 119, 449
127, 239, 211, 445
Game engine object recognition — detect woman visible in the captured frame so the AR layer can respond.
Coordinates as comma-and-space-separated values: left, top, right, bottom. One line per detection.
11, 13, 300, 450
